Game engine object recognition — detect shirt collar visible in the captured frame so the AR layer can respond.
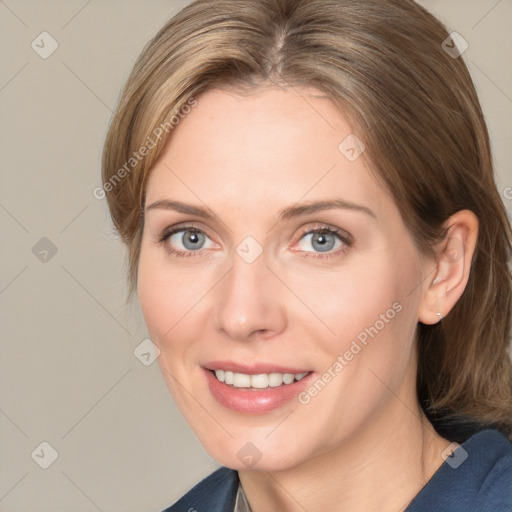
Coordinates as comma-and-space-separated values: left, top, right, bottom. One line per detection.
234, 482, 252, 512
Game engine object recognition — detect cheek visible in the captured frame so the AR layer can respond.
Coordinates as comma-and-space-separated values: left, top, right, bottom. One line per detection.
287, 249, 420, 390
136, 247, 201, 349
325, 256, 420, 402
137, 253, 207, 408
287, 257, 404, 342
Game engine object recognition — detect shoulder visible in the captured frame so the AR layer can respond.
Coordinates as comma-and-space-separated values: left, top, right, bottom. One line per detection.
160, 466, 239, 512
473, 430, 512, 511
406, 429, 512, 512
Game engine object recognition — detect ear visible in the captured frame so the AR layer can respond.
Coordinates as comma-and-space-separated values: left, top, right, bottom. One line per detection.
417, 210, 479, 325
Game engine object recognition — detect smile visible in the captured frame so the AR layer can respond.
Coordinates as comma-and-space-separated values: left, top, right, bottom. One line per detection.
203, 364, 315, 414
212, 370, 309, 389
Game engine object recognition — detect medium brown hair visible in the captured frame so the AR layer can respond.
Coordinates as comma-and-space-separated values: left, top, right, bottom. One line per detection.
101, 0, 512, 438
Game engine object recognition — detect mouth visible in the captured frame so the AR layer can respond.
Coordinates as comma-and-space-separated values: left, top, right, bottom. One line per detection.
202, 362, 314, 413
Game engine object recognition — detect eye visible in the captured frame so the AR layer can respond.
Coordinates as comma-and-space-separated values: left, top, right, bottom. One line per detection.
294, 224, 352, 259
158, 224, 217, 258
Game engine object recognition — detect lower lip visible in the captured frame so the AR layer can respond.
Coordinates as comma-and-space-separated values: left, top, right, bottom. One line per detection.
203, 368, 314, 414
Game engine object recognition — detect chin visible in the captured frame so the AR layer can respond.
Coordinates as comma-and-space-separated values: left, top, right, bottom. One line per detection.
194, 428, 310, 473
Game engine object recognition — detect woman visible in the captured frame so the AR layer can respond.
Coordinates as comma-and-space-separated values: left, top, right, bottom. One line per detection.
101, 0, 512, 510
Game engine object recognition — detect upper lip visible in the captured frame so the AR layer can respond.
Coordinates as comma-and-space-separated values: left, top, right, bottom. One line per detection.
204, 361, 311, 375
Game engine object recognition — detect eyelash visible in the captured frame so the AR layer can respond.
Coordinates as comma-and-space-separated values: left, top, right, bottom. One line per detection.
156, 222, 353, 260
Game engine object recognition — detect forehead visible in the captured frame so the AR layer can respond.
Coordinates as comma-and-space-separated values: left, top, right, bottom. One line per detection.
144, 86, 392, 222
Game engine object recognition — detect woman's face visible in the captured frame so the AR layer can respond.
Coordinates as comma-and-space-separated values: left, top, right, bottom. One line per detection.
138, 86, 430, 471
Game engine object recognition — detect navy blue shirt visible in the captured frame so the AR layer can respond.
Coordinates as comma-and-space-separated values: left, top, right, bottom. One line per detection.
163, 428, 512, 512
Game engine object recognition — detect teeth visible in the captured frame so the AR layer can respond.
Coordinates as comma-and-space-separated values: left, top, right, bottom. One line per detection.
214, 370, 309, 388
251, 374, 269, 389
269, 372, 283, 387
233, 373, 251, 388
282, 373, 294, 385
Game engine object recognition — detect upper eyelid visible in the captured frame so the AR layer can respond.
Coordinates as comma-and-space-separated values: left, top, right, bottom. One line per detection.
161, 222, 213, 240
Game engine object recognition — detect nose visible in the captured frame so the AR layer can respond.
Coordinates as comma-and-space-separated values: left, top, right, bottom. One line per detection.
214, 247, 287, 342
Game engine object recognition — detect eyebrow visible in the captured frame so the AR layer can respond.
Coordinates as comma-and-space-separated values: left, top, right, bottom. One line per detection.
144, 198, 376, 221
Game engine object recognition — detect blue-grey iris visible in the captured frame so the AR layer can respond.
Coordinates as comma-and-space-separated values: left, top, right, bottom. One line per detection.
182, 230, 205, 250
311, 232, 336, 252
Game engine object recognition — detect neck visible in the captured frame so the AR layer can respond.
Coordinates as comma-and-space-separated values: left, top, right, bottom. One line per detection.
238, 400, 450, 512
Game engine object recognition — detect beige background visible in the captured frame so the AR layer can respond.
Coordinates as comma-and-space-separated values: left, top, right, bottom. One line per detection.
1, 1, 511, 511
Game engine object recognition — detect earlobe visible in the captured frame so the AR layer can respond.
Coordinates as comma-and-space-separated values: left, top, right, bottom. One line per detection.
417, 210, 479, 325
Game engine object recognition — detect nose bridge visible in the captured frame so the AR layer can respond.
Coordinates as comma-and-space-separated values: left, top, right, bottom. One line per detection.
214, 242, 286, 340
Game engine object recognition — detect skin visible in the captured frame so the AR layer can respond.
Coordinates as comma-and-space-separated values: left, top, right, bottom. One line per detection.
137, 86, 479, 512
